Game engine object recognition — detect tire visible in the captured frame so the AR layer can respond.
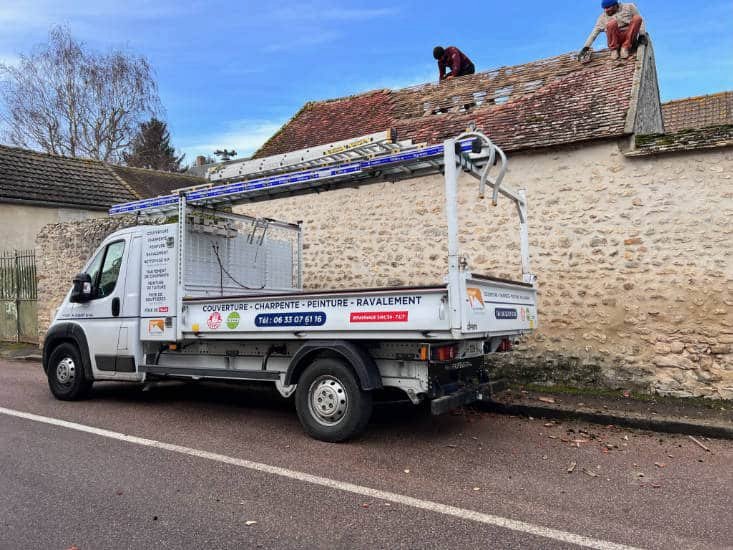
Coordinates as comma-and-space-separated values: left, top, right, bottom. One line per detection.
47, 342, 93, 401
295, 358, 373, 442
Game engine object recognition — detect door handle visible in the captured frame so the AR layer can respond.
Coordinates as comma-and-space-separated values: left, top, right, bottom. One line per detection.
112, 297, 120, 317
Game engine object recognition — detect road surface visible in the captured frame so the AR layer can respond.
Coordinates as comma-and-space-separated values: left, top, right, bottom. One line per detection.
0, 359, 731, 549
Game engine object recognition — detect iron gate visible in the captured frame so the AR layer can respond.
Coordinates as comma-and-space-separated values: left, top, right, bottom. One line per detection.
0, 250, 37, 343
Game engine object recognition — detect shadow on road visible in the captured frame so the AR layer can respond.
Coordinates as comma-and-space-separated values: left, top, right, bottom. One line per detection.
86, 380, 472, 441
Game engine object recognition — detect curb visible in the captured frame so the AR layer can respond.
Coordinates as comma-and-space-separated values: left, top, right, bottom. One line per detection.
0, 354, 42, 362
479, 400, 733, 441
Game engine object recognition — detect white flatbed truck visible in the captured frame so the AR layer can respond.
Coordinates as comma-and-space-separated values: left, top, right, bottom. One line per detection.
42, 130, 538, 441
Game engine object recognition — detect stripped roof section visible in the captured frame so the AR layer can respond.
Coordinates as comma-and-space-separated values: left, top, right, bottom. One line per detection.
662, 91, 733, 133
256, 90, 394, 158
0, 144, 205, 209
253, 49, 640, 158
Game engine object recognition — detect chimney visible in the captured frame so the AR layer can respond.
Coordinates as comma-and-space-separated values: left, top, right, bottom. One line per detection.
195, 155, 206, 166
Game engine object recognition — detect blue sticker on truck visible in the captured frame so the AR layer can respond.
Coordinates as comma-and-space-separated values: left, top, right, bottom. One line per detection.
255, 312, 327, 327
494, 308, 518, 320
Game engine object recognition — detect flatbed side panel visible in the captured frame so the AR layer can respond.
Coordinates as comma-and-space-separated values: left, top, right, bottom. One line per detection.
183, 288, 449, 335
460, 275, 538, 335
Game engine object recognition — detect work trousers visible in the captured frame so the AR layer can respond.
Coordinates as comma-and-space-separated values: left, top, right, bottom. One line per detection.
606, 15, 643, 50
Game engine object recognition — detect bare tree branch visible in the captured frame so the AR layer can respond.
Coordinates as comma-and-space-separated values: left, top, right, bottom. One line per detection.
0, 26, 160, 162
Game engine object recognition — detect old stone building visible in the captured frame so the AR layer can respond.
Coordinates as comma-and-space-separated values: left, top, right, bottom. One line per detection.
238, 44, 732, 399
0, 145, 204, 250
0, 146, 204, 342
34, 45, 733, 398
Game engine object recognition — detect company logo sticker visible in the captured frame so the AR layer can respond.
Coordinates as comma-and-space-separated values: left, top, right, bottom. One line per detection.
495, 308, 518, 320
207, 311, 222, 330
226, 311, 240, 330
467, 287, 485, 310
148, 319, 165, 335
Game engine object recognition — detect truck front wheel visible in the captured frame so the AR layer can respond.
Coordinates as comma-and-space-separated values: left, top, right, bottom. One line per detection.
295, 358, 373, 442
47, 342, 92, 401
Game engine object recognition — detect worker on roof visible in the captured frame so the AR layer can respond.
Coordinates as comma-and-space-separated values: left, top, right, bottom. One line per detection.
433, 46, 475, 81
578, 1, 646, 61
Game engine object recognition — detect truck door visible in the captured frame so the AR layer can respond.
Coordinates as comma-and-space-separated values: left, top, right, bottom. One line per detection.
75, 238, 128, 377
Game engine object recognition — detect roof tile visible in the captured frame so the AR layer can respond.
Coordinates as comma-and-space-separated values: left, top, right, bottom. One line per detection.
253, 50, 639, 158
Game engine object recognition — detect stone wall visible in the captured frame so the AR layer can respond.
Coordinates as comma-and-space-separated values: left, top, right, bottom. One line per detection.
35, 216, 137, 342
34, 142, 732, 398
234, 140, 732, 399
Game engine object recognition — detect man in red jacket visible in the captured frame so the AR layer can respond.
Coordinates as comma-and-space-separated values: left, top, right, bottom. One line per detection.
433, 46, 475, 81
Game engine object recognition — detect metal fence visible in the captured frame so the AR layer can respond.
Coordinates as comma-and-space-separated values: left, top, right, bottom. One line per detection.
0, 250, 38, 343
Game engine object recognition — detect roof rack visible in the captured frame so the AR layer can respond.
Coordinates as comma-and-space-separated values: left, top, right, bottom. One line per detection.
109, 131, 497, 216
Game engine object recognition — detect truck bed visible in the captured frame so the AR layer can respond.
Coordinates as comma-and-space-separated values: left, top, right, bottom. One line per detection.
165, 274, 537, 342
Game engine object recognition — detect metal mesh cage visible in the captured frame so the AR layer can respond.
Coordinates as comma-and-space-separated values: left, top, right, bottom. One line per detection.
183, 211, 301, 298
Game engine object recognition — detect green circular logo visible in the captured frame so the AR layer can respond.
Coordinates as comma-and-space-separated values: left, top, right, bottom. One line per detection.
226, 311, 240, 329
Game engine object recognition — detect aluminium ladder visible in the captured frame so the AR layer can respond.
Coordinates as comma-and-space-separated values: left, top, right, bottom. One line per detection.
110, 130, 514, 217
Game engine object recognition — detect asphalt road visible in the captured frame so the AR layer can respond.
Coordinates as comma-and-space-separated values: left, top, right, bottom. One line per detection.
0, 359, 731, 550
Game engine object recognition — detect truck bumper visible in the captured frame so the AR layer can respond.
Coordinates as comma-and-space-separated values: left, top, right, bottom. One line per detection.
430, 381, 496, 415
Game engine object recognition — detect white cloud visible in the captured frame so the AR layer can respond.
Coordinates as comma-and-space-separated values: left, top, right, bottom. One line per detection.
263, 30, 342, 53
0, 53, 20, 67
268, 5, 398, 22
179, 119, 285, 162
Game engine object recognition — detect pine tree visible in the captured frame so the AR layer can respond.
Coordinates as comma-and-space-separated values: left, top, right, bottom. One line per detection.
123, 118, 185, 171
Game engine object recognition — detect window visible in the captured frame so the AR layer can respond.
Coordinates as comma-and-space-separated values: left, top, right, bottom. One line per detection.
86, 240, 125, 299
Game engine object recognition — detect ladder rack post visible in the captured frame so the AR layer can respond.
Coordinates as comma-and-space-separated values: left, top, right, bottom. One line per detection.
176, 193, 187, 341
517, 189, 535, 285
444, 138, 462, 331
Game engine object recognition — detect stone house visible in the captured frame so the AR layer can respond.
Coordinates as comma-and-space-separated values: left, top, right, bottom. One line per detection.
0, 145, 204, 342
237, 44, 732, 399
34, 45, 733, 398
0, 145, 204, 251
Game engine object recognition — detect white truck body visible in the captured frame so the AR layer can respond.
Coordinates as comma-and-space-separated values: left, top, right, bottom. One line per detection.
43, 131, 538, 441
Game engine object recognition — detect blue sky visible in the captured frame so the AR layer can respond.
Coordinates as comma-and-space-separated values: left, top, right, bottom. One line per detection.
1, 0, 731, 161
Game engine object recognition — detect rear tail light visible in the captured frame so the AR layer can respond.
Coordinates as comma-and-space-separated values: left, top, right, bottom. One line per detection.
431, 344, 457, 362
498, 338, 513, 352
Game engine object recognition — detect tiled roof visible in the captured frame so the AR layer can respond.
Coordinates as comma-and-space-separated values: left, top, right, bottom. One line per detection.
0, 145, 205, 209
662, 92, 733, 133
254, 49, 639, 158
109, 165, 205, 199
628, 125, 733, 157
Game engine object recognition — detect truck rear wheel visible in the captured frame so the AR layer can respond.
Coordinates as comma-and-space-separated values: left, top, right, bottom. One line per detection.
47, 343, 92, 401
295, 358, 372, 442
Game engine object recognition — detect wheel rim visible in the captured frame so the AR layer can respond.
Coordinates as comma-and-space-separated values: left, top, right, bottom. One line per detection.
55, 357, 76, 386
307, 375, 348, 426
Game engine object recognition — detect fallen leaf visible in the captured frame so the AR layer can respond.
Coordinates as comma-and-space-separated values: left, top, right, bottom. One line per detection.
404, 469, 410, 474
544, 422, 555, 427
245, 520, 258, 526
654, 462, 666, 469
472, 487, 480, 491
538, 397, 556, 404
567, 461, 577, 473
582, 468, 599, 478
445, 444, 457, 448
361, 504, 369, 509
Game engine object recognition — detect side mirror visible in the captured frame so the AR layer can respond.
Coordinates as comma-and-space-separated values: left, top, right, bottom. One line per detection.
70, 273, 93, 303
